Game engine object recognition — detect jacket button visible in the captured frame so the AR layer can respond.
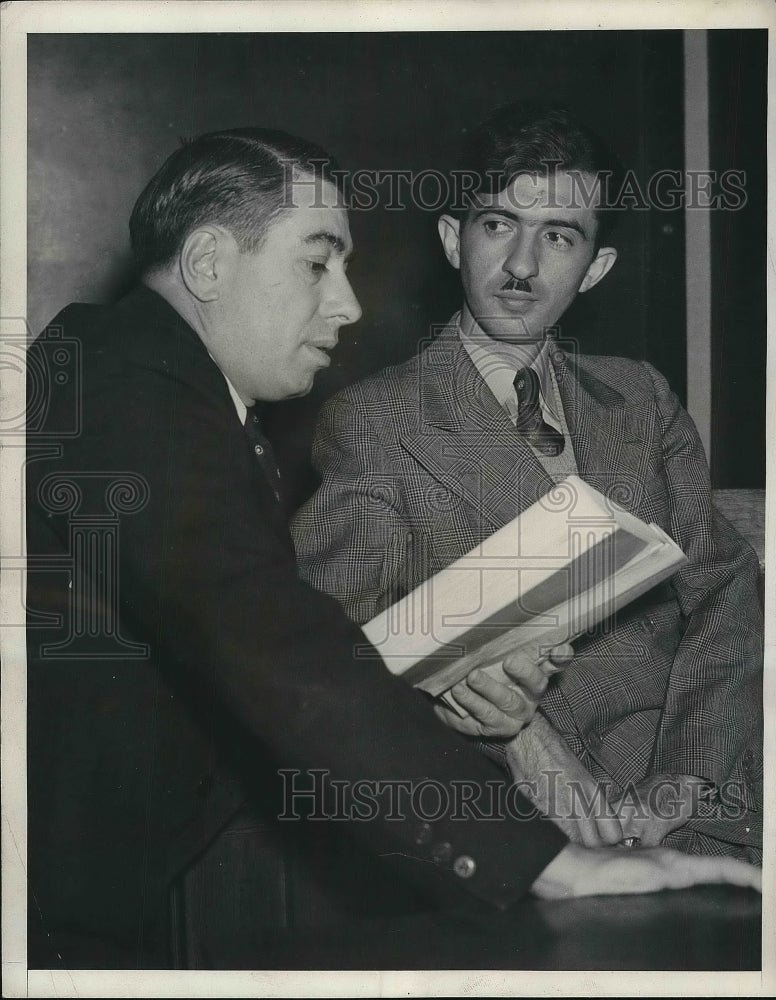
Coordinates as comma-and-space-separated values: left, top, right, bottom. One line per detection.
414, 822, 433, 846
453, 855, 477, 879
254, 444, 264, 456
430, 841, 453, 865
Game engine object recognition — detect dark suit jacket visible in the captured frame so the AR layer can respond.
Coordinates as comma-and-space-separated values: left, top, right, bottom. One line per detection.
292, 322, 763, 858
26, 288, 567, 968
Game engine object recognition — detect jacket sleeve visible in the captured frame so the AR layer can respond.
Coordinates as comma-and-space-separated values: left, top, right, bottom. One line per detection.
291, 391, 419, 624
642, 362, 763, 796
53, 351, 567, 912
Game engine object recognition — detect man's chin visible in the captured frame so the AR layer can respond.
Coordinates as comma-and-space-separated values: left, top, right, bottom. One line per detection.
262, 379, 315, 403
478, 318, 544, 344
287, 376, 317, 400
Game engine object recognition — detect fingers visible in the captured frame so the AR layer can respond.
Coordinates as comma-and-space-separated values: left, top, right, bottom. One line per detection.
452, 673, 531, 736
501, 642, 574, 696
564, 816, 624, 849
432, 702, 482, 737
432, 668, 538, 738
500, 652, 551, 700
466, 668, 535, 718
610, 799, 642, 839
432, 692, 523, 739
547, 642, 575, 668
664, 852, 763, 893
533, 843, 762, 900
594, 814, 626, 846
714, 857, 762, 892
440, 638, 575, 740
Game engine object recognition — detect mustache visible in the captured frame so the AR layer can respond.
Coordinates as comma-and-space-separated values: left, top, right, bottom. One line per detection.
501, 276, 533, 293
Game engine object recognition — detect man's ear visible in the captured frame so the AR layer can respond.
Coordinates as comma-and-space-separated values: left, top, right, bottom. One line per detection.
438, 214, 461, 269
579, 246, 618, 293
179, 227, 227, 302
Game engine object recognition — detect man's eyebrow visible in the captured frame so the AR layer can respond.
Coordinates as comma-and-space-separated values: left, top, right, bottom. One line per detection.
472, 208, 592, 241
303, 231, 348, 254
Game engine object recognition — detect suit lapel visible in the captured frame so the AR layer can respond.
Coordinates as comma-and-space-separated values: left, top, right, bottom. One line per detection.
553, 349, 654, 512
399, 327, 554, 531
399, 329, 657, 531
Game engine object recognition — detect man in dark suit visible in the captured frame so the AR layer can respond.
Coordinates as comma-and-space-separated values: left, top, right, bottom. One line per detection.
292, 105, 764, 860
27, 127, 760, 971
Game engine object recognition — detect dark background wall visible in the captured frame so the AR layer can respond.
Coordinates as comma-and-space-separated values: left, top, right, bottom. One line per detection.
707, 30, 767, 490
28, 31, 765, 506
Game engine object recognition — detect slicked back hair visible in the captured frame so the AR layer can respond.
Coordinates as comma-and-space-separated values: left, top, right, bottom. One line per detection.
129, 127, 344, 274
452, 102, 625, 249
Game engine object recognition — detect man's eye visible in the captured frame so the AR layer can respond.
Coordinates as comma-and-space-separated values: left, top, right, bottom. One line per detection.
304, 260, 328, 276
545, 231, 573, 248
483, 219, 511, 235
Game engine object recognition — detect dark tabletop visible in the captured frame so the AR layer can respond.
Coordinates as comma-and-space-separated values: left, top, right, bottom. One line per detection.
248, 885, 761, 972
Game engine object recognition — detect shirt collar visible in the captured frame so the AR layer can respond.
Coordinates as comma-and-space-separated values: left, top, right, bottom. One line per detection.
209, 355, 248, 424
225, 377, 248, 424
457, 312, 556, 412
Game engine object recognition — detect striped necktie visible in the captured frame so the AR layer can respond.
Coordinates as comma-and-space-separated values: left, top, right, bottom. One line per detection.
513, 367, 565, 457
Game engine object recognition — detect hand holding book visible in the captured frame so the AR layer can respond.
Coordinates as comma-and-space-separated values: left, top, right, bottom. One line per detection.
432, 640, 574, 738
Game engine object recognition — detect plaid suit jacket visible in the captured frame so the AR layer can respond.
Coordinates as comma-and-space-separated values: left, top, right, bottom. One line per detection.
292, 323, 764, 856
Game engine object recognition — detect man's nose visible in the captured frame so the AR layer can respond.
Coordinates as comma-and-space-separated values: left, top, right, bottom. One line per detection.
327, 273, 363, 326
504, 234, 539, 281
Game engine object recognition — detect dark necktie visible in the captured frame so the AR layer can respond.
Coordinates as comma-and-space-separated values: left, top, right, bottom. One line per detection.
513, 367, 565, 457
244, 405, 282, 504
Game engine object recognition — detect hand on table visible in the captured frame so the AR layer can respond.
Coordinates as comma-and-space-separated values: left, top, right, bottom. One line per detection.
504, 715, 624, 847
609, 772, 711, 847
530, 841, 762, 899
433, 642, 573, 738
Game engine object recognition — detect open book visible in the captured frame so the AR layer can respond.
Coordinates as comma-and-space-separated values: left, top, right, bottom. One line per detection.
361, 475, 687, 714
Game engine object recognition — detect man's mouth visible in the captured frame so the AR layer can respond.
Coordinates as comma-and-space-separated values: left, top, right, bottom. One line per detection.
307, 341, 336, 365
495, 289, 537, 310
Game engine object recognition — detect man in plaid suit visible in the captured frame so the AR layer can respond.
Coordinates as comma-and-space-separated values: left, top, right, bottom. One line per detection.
291, 103, 763, 860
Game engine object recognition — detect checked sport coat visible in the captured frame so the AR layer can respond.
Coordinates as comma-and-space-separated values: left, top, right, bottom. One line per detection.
292, 321, 764, 858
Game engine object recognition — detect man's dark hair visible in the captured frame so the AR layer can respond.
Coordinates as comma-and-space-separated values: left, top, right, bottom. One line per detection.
452, 102, 625, 248
129, 127, 344, 274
